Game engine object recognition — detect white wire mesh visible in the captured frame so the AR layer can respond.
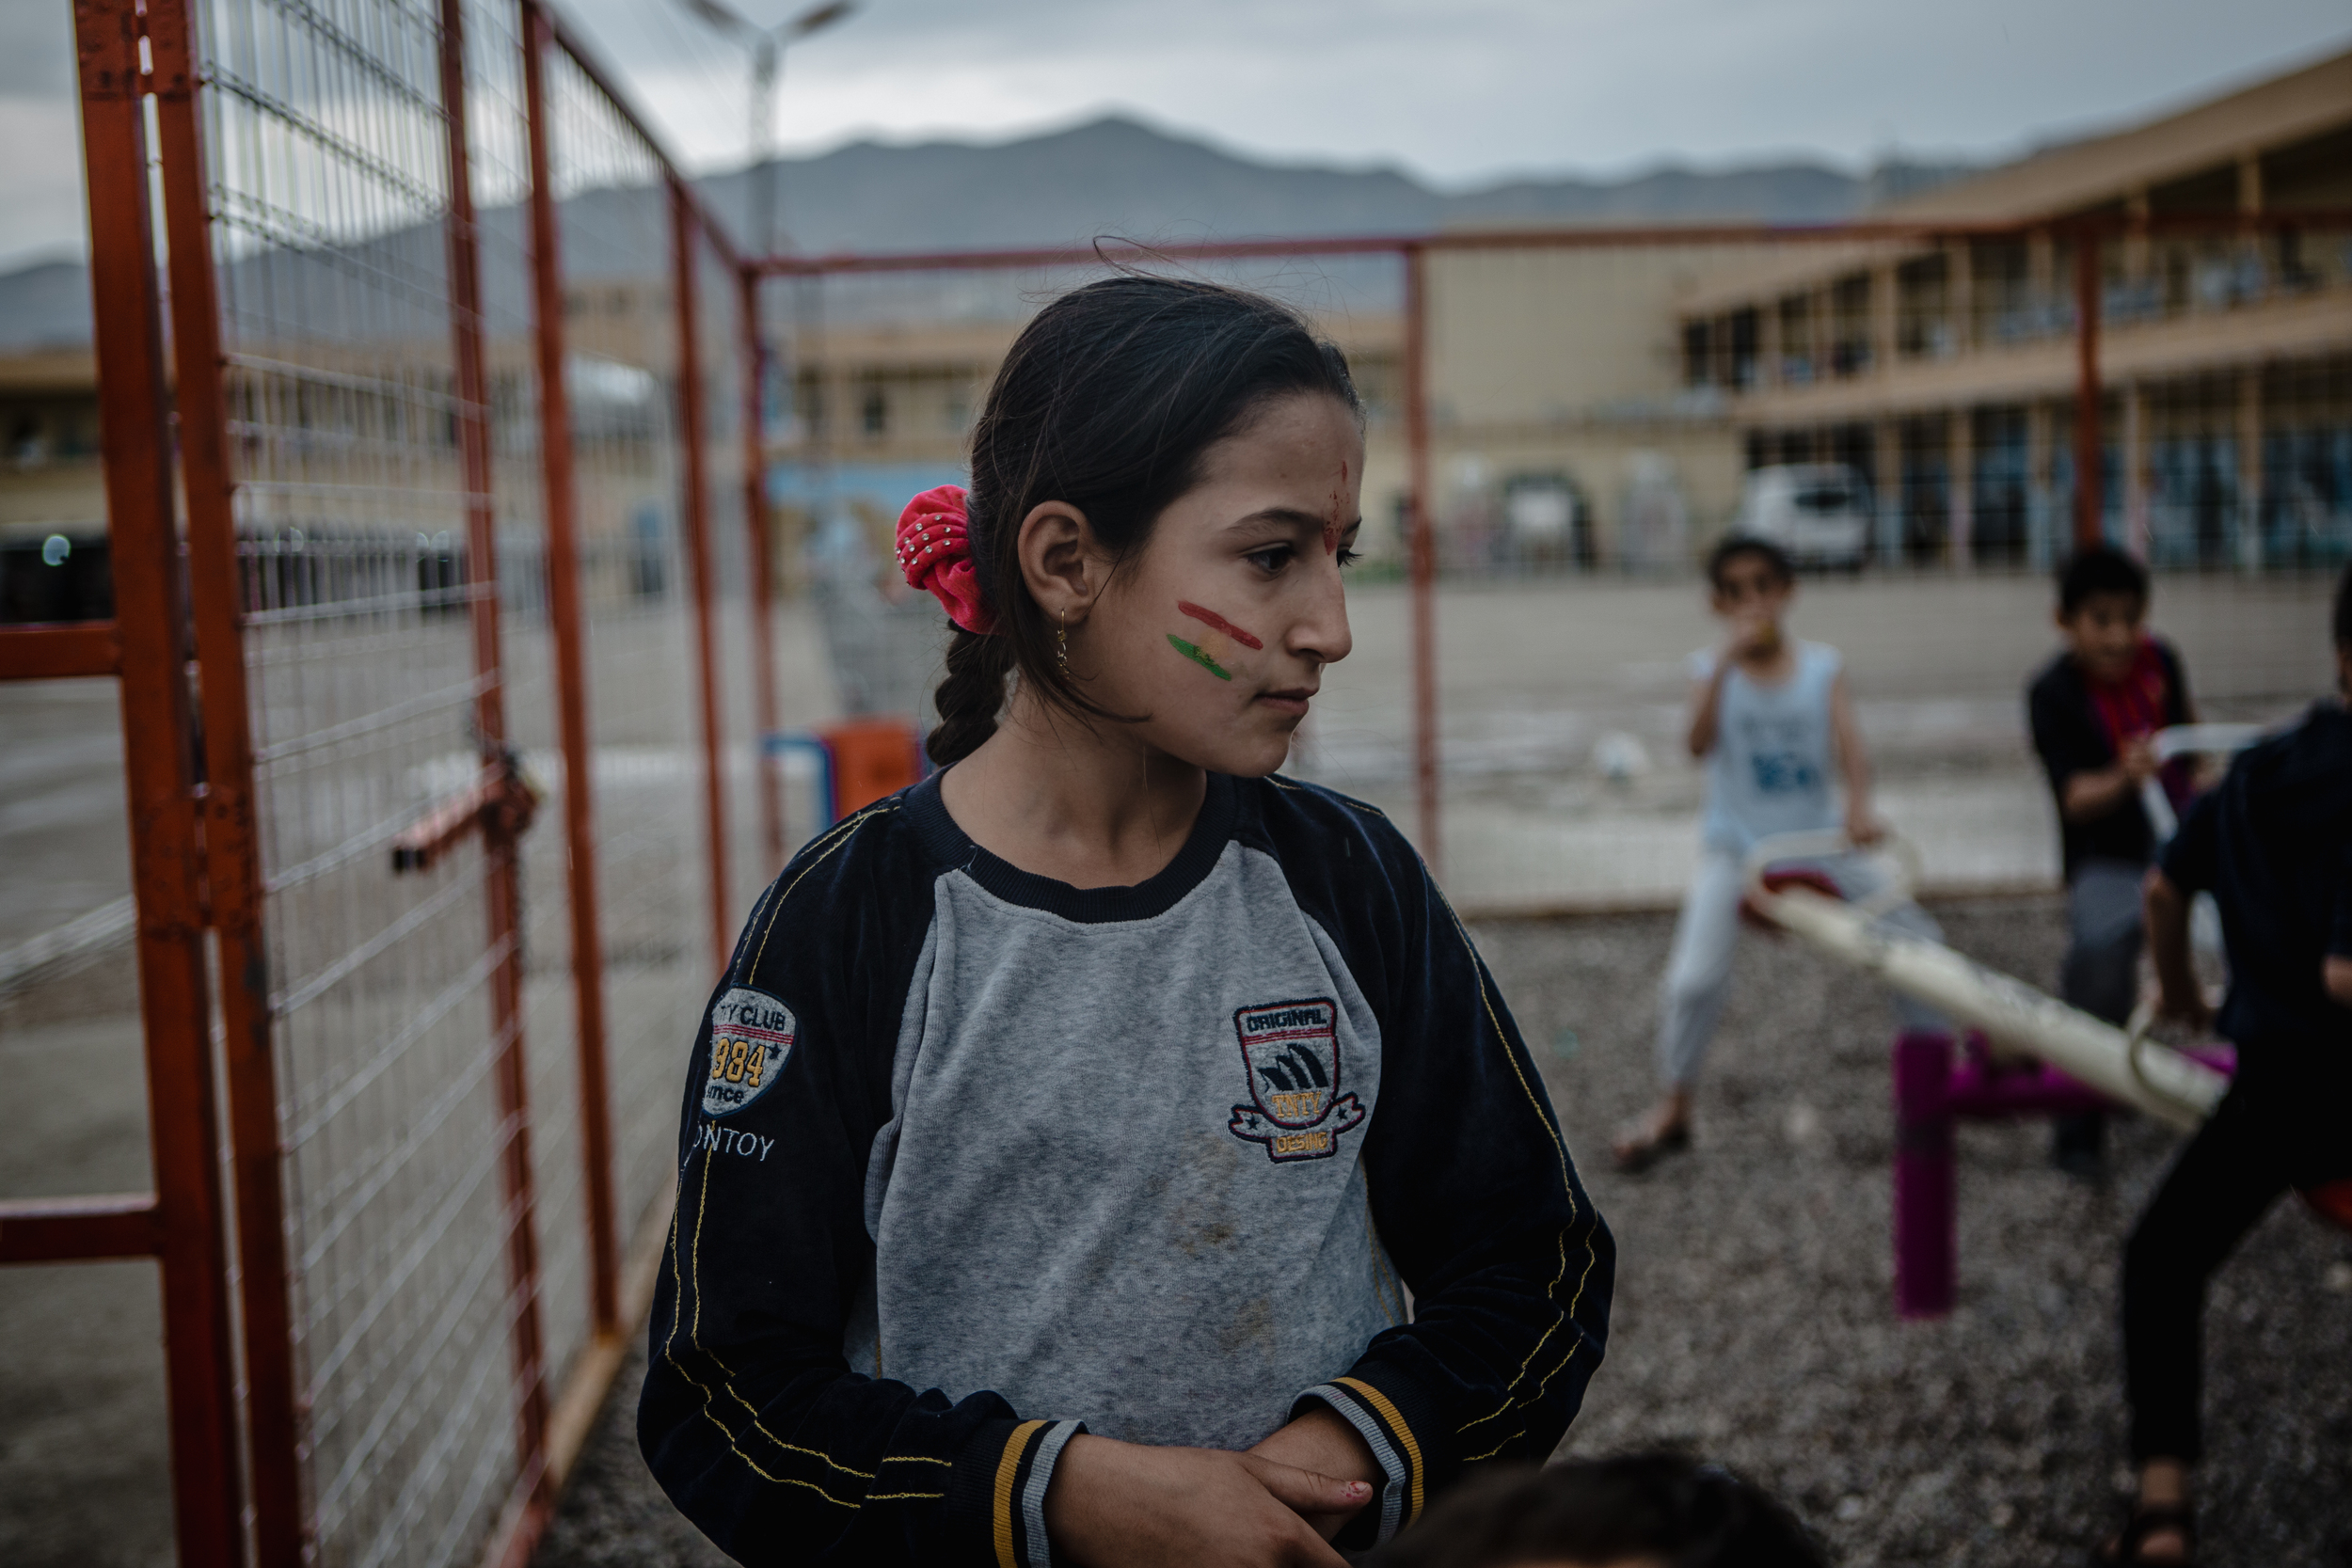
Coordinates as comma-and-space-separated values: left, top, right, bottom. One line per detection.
188, 0, 535, 1560
539, 44, 713, 1249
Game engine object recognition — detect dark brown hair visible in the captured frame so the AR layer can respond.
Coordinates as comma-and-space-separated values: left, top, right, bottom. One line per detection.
2058, 542, 2150, 617
1369, 1453, 1825, 1568
1707, 532, 1795, 591
926, 276, 1359, 766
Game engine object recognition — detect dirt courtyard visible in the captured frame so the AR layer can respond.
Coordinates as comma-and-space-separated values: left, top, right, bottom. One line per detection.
532, 898, 2352, 1568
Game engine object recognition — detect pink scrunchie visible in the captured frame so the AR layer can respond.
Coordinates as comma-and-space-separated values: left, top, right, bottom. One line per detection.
895, 484, 995, 635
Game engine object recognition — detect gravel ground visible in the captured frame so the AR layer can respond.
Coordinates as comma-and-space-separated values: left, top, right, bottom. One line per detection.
533, 898, 2352, 1567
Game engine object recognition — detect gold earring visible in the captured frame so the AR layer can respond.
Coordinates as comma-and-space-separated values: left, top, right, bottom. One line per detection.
1057, 610, 1070, 674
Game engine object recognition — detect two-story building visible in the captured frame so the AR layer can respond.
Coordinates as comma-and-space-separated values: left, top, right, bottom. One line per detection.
1676, 47, 2352, 570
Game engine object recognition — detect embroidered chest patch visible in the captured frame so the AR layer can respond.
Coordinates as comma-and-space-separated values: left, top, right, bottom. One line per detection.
702, 987, 796, 1117
1227, 997, 1366, 1162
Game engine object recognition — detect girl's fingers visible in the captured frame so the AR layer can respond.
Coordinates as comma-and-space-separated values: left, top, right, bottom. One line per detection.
1239, 1454, 1373, 1515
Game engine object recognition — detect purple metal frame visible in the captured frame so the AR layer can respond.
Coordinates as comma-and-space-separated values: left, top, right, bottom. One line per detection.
1892, 1030, 2236, 1318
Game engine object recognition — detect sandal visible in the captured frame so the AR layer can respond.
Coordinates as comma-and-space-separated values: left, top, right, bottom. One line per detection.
2093, 1503, 2197, 1567
1611, 1121, 1691, 1175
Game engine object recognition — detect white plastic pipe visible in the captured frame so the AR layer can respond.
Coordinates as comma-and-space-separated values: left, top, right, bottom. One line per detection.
1741, 833, 2228, 1132
2139, 722, 2263, 844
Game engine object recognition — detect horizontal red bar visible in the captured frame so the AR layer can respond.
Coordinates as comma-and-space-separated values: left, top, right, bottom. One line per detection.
391, 767, 540, 873
0, 1193, 161, 1263
0, 621, 121, 681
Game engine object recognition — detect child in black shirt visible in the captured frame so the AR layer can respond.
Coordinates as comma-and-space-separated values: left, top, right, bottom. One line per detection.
2101, 564, 2352, 1566
2026, 546, 2196, 1176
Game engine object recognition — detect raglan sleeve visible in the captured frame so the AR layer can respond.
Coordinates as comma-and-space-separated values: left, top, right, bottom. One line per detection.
1293, 832, 1615, 1549
637, 835, 1079, 1568
2028, 668, 2104, 799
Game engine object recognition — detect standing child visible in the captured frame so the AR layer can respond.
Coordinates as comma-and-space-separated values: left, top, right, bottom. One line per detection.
2026, 546, 2197, 1178
1614, 536, 1943, 1172
2100, 562, 2352, 1567
639, 278, 1613, 1568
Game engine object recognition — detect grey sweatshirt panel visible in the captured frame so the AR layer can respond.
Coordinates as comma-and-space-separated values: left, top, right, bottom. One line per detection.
854, 840, 1406, 1449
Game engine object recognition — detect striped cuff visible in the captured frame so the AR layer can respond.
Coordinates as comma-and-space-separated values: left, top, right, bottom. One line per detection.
983, 1417, 1085, 1568
1295, 1378, 1424, 1545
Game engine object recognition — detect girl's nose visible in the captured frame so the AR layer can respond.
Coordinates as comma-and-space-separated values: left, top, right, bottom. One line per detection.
1292, 565, 1353, 667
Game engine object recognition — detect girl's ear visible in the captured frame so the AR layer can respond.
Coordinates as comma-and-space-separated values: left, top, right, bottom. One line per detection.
1015, 499, 1100, 621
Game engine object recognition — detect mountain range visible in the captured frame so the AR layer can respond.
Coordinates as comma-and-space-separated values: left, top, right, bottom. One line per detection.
0, 114, 1974, 351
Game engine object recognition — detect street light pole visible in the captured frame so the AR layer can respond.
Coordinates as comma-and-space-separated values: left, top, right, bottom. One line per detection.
674, 0, 856, 256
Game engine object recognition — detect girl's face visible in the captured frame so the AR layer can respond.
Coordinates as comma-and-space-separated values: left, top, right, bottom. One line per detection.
1077, 391, 1361, 777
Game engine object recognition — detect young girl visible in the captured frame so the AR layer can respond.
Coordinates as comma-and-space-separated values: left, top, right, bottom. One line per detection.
639, 278, 1613, 1567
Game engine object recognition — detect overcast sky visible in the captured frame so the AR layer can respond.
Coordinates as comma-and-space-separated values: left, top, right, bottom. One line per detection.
4, 0, 2347, 272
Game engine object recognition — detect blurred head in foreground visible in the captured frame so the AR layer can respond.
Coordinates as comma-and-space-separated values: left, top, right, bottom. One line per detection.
1371, 1452, 1825, 1568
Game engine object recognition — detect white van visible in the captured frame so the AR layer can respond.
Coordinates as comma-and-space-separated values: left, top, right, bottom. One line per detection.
1730, 464, 1873, 569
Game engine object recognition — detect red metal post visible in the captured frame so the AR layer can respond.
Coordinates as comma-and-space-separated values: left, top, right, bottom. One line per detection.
522, 0, 623, 1336
143, 0, 311, 1555
442, 0, 554, 1524
1402, 243, 1440, 876
0, 621, 119, 678
68, 3, 246, 1561
2073, 231, 2104, 550
739, 268, 786, 874
672, 182, 733, 975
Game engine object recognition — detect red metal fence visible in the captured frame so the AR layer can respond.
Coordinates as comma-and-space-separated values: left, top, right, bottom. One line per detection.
2, 2, 766, 1564
755, 214, 2352, 877
3, 5, 2347, 1565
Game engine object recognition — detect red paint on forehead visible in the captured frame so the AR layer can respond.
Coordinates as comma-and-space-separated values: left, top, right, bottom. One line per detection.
1323, 458, 1349, 553
1176, 600, 1263, 650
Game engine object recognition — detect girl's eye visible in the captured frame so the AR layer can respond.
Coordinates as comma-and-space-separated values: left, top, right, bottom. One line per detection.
1246, 545, 1294, 574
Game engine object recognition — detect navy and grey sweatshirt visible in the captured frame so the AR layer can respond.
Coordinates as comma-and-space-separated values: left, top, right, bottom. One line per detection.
638, 768, 1613, 1566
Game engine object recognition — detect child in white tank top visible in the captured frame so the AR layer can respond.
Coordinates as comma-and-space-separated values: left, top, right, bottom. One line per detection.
1613, 537, 1944, 1172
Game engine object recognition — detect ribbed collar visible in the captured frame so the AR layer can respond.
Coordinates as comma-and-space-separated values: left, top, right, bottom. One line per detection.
904, 768, 1240, 925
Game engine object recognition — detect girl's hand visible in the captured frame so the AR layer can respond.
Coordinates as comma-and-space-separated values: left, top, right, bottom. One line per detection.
1248, 1406, 1381, 1540
1041, 1433, 1362, 1568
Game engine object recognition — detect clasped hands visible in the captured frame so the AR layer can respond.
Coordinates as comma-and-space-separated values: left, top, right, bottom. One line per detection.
1042, 1404, 1380, 1568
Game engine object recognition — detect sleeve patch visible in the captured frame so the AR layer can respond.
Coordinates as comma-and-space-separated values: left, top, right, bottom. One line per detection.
703, 987, 798, 1117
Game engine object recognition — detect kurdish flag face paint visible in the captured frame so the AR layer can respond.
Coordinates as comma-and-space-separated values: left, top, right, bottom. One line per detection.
1177, 601, 1263, 649
1167, 634, 1233, 680
1168, 601, 1261, 682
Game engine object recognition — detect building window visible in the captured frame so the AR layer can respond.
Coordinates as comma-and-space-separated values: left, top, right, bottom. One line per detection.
862, 388, 887, 436
1729, 309, 1759, 388
1682, 321, 1711, 387
9, 412, 45, 468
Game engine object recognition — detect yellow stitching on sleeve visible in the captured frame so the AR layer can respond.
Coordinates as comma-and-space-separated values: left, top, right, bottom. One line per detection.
1333, 1377, 1423, 1527
690, 1151, 878, 1480
865, 1490, 947, 1500
1439, 897, 1594, 1434
993, 1419, 1047, 1568
1464, 1428, 1526, 1464
659, 1149, 864, 1505
751, 802, 900, 973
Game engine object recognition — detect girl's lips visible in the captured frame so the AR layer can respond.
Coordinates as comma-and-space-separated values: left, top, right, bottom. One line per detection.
1255, 688, 1315, 717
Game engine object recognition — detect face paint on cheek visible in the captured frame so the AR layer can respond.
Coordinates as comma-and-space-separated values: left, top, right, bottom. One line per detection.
1167, 634, 1234, 681
1176, 600, 1263, 650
